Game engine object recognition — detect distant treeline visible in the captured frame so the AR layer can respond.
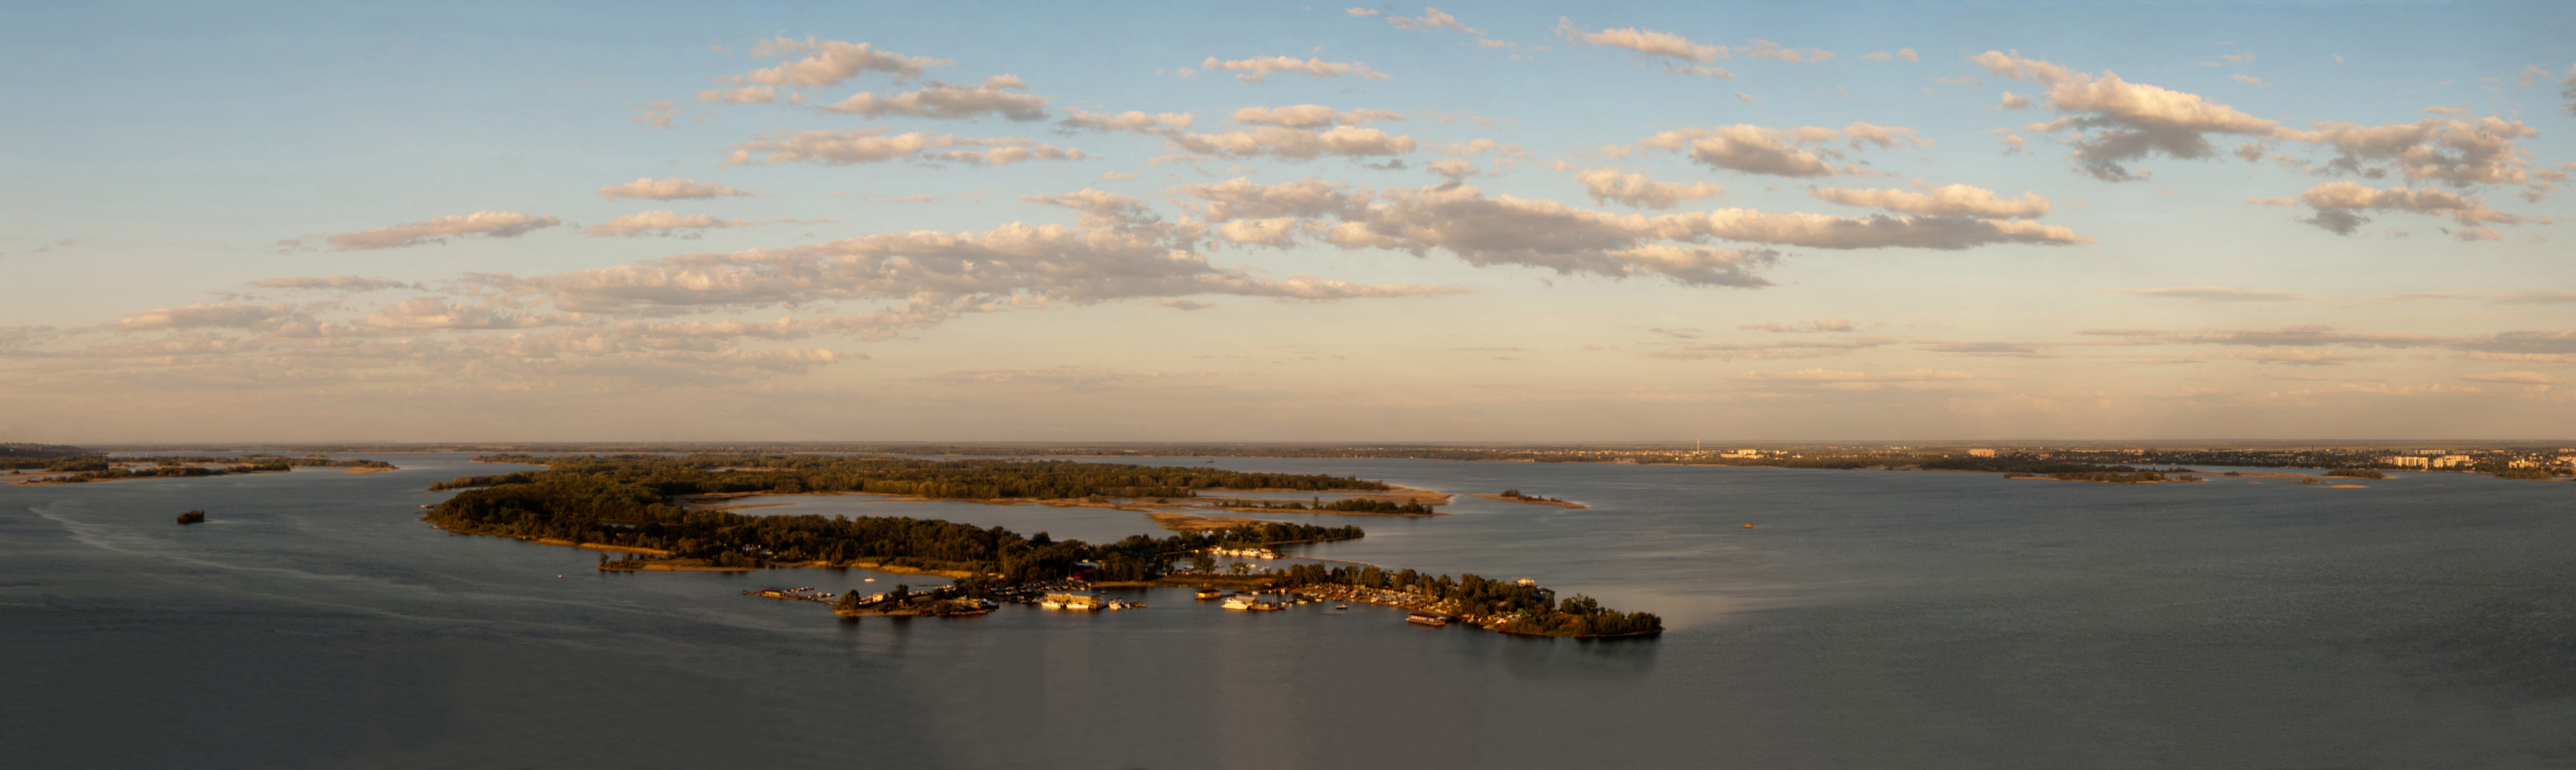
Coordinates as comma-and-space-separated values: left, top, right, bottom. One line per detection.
1920, 458, 2177, 474
1274, 563, 1662, 637
1, 443, 101, 461
21, 456, 394, 483
429, 455, 1365, 581
452, 453, 1390, 501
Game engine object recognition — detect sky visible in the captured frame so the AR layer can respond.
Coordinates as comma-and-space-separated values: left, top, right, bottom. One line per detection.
2, 0, 2572, 443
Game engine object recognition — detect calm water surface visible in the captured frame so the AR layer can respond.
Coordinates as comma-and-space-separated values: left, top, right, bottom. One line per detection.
4, 454, 2570, 769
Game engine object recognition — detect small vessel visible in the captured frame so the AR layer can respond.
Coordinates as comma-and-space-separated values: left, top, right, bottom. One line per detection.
1406, 612, 1448, 627
1195, 588, 1223, 600
1221, 594, 1256, 610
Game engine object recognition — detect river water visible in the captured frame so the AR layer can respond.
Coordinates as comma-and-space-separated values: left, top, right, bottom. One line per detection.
3, 453, 2570, 769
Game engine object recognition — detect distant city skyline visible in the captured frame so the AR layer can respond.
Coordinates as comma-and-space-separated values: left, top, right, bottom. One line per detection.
3, 1, 2570, 441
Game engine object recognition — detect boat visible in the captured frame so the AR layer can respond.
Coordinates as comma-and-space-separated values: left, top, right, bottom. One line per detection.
1195, 588, 1223, 600
1335, 604, 1350, 610
1221, 594, 1256, 610
1406, 612, 1448, 627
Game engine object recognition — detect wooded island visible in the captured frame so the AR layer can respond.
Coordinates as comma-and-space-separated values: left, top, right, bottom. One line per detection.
423, 453, 1661, 637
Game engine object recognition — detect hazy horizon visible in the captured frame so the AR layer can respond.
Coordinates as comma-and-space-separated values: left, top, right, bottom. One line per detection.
6, 1, 2570, 443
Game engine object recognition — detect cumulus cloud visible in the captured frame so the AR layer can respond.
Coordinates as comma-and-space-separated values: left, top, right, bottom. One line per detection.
1198, 56, 1391, 83
816, 74, 1050, 121
1059, 108, 1196, 134
1553, 19, 1731, 78
1860, 49, 1918, 63
723, 128, 1086, 167
361, 298, 561, 330
1174, 177, 2091, 287
106, 303, 305, 332
1975, 51, 2548, 197
585, 211, 760, 237
1166, 125, 1417, 161
325, 211, 563, 250
597, 177, 755, 201
1574, 167, 1726, 209
2254, 180, 2523, 238
250, 275, 420, 292
1811, 184, 2052, 218
1348, 7, 1482, 35
700, 37, 946, 103
1231, 105, 1404, 128
509, 189, 1457, 316
2100, 286, 2311, 301
1622, 123, 1930, 177
1972, 51, 2288, 181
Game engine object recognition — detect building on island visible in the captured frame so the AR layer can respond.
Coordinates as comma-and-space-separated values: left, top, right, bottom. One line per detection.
1968, 449, 1998, 458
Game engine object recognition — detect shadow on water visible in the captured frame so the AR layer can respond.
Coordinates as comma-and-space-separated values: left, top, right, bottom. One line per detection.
1486, 631, 1662, 681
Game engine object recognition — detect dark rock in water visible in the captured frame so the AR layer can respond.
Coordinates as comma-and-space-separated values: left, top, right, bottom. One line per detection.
176, 510, 207, 525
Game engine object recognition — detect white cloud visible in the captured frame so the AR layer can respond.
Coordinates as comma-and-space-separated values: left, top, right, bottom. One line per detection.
1198, 56, 1391, 83
1166, 125, 1417, 160
1230, 105, 1404, 128
361, 298, 560, 330
1176, 178, 2091, 288
107, 303, 303, 332
1058, 108, 1196, 134
597, 177, 755, 201
1623, 123, 1929, 177
723, 128, 1087, 167
325, 211, 563, 250
1348, 7, 1482, 36
726, 37, 945, 89
1554, 20, 1722, 62
513, 189, 1457, 316
1574, 167, 1727, 209
2257, 180, 2523, 238
585, 211, 759, 237
1973, 51, 2288, 181
2229, 74, 2265, 87
1811, 184, 2052, 218
816, 75, 1051, 121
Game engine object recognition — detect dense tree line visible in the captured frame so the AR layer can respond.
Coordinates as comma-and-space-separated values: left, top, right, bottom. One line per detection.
1922, 458, 2166, 474
1273, 563, 1662, 636
464, 453, 1389, 501
22, 455, 394, 483
427, 454, 1367, 581
1, 443, 98, 461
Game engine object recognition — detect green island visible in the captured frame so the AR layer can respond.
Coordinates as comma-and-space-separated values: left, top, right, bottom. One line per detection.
10, 455, 397, 485
423, 452, 1661, 637
1468, 489, 1588, 508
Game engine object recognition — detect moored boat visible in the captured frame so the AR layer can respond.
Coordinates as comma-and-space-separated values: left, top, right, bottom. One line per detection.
1406, 612, 1448, 627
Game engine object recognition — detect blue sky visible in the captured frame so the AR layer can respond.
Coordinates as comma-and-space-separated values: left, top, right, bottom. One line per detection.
3, 1, 2571, 442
